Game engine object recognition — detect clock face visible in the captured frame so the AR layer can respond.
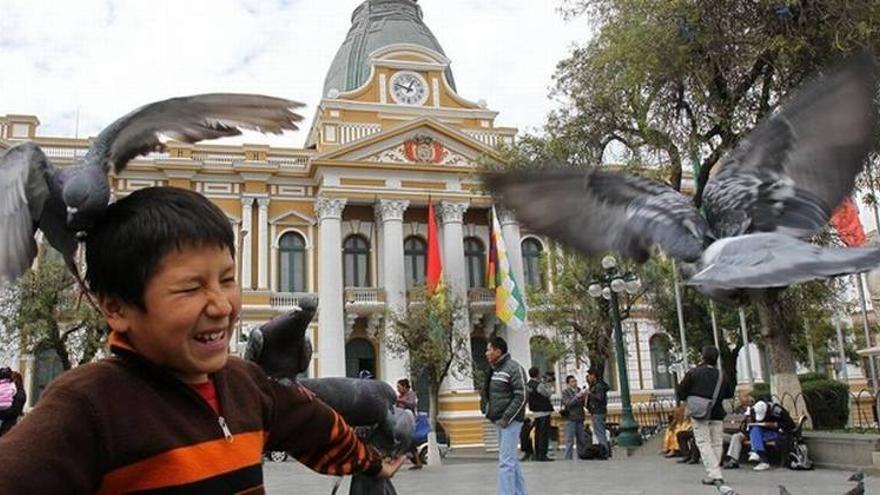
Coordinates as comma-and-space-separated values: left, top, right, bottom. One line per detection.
389, 71, 429, 106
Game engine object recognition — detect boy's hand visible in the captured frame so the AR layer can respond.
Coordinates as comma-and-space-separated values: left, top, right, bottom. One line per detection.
378, 456, 405, 478
495, 418, 509, 428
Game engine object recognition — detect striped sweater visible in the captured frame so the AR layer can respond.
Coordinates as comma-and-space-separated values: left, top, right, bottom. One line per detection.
0, 346, 382, 494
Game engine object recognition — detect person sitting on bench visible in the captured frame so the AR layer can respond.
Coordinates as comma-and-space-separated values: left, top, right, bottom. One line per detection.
739, 400, 797, 471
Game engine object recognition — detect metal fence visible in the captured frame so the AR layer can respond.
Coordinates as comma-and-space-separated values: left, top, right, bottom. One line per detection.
772, 388, 880, 431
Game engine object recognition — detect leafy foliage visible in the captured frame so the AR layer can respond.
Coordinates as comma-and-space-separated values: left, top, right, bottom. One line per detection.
0, 249, 106, 371
554, 0, 880, 194
387, 287, 470, 429
528, 247, 649, 373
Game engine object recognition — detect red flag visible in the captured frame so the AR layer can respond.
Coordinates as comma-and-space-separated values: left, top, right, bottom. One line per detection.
426, 202, 443, 293
831, 197, 867, 247
486, 215, 498, 289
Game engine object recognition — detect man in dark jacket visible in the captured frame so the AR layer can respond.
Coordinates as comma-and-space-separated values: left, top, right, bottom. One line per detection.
526, 367, 555, 461
586, 367, 610, 456
481, 336, 528, 495
560, 374, 587, 460
676, 346, 736, 487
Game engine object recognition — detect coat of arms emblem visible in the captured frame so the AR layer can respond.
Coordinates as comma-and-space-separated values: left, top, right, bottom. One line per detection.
403, 135, 445, 164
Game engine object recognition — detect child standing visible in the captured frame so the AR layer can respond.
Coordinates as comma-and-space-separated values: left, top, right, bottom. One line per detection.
0, 187, 402, 493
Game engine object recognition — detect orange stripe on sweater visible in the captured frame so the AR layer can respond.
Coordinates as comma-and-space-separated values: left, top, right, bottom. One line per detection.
96, 431, 264, 494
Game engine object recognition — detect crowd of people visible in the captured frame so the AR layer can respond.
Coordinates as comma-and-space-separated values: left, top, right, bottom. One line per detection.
662, 346, 804, 487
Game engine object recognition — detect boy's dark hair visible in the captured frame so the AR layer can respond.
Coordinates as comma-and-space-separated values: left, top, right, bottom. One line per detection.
701, 345, 720, 365
397, 378, 410, 389
587, 366, 603, 379
565, 374, 576, 383
528, 366, 539, 378
0, 367, 11, 380
487, 336, 508, 354
85, 187, 235, 310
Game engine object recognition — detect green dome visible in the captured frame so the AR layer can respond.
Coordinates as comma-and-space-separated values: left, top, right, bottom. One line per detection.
323, 0, 456, 97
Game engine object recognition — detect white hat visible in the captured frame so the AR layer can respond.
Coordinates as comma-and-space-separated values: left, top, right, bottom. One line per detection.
753, 401, 768, 422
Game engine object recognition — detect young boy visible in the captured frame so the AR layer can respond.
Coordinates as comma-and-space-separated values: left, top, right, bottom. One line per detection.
0, 187, 402, 493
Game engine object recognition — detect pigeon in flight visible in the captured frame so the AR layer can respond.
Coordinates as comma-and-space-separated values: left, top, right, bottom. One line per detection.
486, 53, 880, 301
0, 94, 304, 283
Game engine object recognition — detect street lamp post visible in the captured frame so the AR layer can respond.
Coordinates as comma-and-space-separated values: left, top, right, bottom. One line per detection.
588, 255, 642, 448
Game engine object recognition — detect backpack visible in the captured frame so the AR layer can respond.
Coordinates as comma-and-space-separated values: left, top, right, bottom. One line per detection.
578, 443, 609, 460
788, 439, 813, 470
0, 379, 16, 411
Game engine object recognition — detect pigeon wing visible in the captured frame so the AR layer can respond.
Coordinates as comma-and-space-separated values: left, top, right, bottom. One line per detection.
0, 143, 53, 282
687, 233, 880, 289
705, 53, 879, 238
486, 168, 707, 263
85, 94, 305, 173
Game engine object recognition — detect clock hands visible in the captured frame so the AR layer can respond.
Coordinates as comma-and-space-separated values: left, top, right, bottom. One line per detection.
393, 81, 416, 94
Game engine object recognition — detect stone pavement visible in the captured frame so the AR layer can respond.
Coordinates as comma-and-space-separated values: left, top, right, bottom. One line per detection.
263, 454, 878, 494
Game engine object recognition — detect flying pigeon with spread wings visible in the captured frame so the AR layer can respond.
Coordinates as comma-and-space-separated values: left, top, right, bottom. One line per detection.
0, 94, 304, 283
486, 53, 880, 302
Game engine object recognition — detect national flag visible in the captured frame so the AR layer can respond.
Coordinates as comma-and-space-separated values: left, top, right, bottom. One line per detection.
486, 218, 498, 289
831, 196, 867, 247
426, 202, 443, 294
490, 207, 527, 329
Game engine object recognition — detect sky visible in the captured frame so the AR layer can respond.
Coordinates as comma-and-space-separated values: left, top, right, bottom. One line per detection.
0, 0, 593, 147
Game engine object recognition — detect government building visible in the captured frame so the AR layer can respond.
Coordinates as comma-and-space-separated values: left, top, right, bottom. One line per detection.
1, 0, 806, 447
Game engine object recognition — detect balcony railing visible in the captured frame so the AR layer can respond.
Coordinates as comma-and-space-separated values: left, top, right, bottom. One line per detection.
344, 287, 386, 308
468, 287, 495, 308
270, 292, 316, 310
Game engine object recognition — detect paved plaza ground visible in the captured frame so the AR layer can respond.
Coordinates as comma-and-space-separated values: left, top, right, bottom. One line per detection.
264, 453, 877, 494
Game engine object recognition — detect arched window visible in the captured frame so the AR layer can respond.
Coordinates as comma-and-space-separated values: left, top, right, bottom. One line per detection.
404, 236, 427, 289
649, 334, 674, 389
530, 335, 550, 376
521, 238, 544, 289
345, 338, 376, 378
343, 235, 371, 287
464, 237, 486, 289
278, 232, 307, 292
32, 346, 64, 405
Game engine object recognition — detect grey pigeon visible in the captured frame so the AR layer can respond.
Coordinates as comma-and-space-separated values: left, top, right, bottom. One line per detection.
486, 53, 879, 301
716, 485, 740, 495
779, 484, 792, 495
0, 93, 304, 283
243, 296, 317, 382
848, 470, 865, 482
844, 481, 865, 495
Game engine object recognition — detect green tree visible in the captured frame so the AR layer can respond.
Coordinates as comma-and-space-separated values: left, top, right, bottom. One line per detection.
386, 287, 470, 433
0, 249, 106, 372
528, 247, 649, 374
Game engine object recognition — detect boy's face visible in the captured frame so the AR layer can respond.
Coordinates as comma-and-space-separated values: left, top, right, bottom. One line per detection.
101, 245, 240, 383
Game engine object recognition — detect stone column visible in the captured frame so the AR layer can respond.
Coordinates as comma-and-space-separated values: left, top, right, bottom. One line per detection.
498, 208, 531, 371
240, 197, 253, 290
315, 197, 347, 377
439, 201, 474, 391
256, 197, 270, 290
377, 199, 410, 383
